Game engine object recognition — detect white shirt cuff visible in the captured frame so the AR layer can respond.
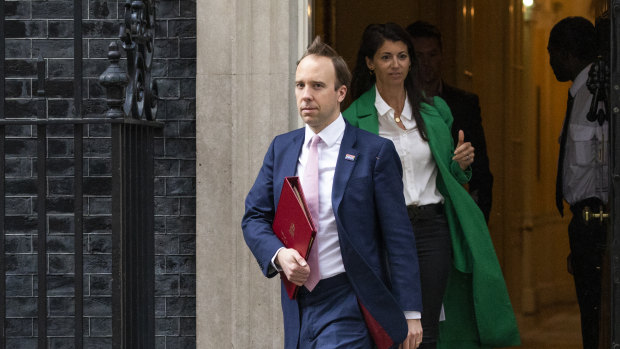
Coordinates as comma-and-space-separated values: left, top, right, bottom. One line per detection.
404, 311, 421, 320
270, 247, 286, 272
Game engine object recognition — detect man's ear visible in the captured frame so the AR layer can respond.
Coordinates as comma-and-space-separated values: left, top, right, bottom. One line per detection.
337, 85, 347, 103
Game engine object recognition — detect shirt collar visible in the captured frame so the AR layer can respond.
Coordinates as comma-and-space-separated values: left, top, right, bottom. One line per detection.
374, 85, 412, 121
570, 63, 592, 97
304, 114, 345, 148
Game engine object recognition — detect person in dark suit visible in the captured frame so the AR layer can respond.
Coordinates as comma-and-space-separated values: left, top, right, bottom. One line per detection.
548, 17, 608, 349
406, 21, 494, 222
242, 37, 423, 349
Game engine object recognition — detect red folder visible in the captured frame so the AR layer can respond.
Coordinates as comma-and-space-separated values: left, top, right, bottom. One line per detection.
272, 177, 317, 299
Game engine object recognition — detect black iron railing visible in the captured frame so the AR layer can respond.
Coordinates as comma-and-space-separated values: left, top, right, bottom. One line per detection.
0, 0, 160, 348
0, 0, 6, 345
611, 2, 620, 346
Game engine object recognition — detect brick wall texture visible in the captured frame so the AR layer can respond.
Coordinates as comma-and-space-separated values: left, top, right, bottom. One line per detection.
3, 1, 196, 348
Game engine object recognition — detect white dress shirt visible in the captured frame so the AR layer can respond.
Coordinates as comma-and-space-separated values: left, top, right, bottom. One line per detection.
563, 64, 609, 205
375, 88, 444, 206
296, 115, 347, 279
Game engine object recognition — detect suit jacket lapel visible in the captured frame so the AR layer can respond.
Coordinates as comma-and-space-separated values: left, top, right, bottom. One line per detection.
332, 123, 358, 215
274, 129, 304, 203
283, 130, 304, 176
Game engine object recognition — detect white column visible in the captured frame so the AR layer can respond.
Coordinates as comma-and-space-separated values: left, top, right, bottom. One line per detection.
196, 1, 306, 348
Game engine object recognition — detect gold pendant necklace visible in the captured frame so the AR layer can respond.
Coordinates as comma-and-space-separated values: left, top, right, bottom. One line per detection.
395, 116, 401, 123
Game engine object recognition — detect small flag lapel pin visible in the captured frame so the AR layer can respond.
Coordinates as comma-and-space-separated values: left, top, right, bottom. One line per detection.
345, 154, 356, 161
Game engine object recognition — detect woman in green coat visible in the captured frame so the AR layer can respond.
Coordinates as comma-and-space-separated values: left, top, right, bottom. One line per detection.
343, 23, 520, 349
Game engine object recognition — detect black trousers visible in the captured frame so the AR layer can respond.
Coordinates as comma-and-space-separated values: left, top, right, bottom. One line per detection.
408, 205, 452, 349
569, 197, 607, 349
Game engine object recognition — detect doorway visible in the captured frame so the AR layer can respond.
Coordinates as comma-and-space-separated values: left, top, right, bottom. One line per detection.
312, 0, 606, 347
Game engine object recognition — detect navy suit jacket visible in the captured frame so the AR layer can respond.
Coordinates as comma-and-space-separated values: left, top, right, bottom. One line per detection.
242, 121, 422, 348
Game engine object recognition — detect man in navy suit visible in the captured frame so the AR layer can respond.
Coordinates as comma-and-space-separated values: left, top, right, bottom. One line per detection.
242, 37, 423, 348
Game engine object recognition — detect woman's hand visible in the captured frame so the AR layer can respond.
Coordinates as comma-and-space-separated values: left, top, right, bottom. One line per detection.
452, 130, 474, 170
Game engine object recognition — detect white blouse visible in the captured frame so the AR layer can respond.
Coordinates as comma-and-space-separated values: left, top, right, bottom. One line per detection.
375, 87, 444, 206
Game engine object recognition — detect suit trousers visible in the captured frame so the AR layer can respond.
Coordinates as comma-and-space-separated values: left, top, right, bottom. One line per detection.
297, 273, 372, 349
409, 208, 452, 349
569, 197, 607, 349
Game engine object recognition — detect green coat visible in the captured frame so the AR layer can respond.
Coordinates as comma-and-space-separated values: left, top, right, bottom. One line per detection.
343, 86, 520, 348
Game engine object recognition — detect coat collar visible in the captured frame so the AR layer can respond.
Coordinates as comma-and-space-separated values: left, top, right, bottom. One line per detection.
354, 86, 380, 135
282, 129, 305, 178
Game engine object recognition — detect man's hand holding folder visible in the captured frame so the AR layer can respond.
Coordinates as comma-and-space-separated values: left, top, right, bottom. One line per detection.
272, 177, 317, 299
275, 249, 310, 286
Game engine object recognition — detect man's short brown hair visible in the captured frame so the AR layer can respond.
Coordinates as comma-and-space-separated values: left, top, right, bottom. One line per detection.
298, 36, 352, 90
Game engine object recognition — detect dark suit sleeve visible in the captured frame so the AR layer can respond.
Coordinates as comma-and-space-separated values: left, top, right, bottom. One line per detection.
446, 90, 494, 222
465, 95, 493, 222
373, 140, 423, 312
241, 138, 286, 278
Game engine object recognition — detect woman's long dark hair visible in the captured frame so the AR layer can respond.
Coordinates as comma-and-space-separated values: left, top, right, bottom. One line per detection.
351, 22, 428, 140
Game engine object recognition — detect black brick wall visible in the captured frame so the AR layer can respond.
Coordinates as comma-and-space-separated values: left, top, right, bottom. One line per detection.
3, 0, 196, 348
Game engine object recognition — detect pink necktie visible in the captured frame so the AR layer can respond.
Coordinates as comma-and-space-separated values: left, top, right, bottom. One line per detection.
304, 135, 321, 291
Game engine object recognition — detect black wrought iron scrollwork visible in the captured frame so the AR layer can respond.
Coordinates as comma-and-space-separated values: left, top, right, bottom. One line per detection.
586, 15, 611, 126
587, 56, 609, 125
112, 0, 157, 120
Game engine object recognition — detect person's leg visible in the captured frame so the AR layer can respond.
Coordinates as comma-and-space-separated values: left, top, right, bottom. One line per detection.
568, 208, 606, 349
298, 274, 372, 349
411, 214, 452, 349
